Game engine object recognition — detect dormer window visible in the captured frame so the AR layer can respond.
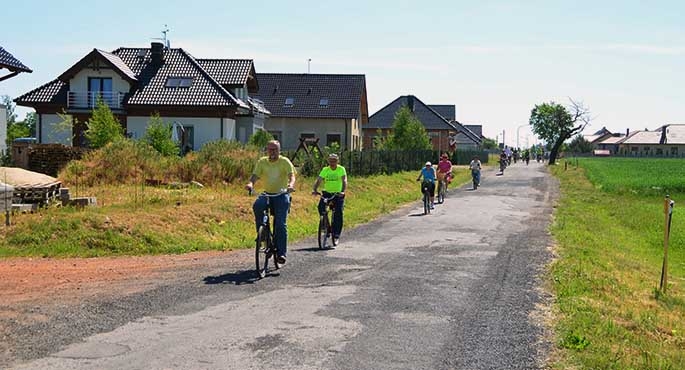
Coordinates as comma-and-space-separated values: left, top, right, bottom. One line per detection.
166, 77, 194, 88
319, 97, 329, 108
284, 97, 295, 107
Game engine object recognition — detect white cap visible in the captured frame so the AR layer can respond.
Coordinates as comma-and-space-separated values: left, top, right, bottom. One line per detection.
425, 161, 432, 166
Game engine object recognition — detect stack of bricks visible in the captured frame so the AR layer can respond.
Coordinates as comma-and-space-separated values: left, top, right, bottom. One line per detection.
28, 144, 86, 177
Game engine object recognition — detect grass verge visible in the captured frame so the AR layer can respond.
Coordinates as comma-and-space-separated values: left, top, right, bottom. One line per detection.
0, 168, 472, 258
549, 158, 685, 369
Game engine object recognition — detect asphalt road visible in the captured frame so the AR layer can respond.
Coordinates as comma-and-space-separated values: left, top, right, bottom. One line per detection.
10, 160, 558, 370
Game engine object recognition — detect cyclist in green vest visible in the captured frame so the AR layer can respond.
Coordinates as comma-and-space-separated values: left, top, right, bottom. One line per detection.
312, 153, 348, 245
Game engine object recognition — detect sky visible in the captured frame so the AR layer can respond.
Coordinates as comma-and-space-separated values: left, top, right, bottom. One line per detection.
2, 0, 683, 148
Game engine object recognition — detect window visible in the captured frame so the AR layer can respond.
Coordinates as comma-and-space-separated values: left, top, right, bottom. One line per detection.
326, 134, 341, 146
319, 97, 329, 108
300, 133, 315, 139
166, 77, 194, 88
88, 77, 113, 107
268, 131, 282, 142
284, 97, 295, 107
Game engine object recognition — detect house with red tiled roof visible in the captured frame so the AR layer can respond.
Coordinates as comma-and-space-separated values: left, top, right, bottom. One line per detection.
254, 73, 368, 151
14, 42, 268, 150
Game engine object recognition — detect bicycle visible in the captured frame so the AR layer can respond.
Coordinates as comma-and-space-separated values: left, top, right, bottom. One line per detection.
421, 180, 432, 215
251, 189, 289, 278
471, 169, 480, 190
314, 192, 340, 249
436, 175, 448, 204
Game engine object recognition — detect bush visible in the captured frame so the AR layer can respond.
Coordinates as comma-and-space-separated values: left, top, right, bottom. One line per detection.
142, 114, 180, 156
247, 129, 273, 149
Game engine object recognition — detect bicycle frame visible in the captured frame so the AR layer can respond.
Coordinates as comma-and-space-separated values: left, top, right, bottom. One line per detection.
253, 190, 289, 278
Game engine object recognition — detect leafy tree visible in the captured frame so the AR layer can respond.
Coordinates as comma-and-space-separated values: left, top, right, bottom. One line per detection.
529, 99, 591, 165
482, 137, 498, 150
567, 135, 593, 154
143, 113, 179, 156
387, 105, 431, 150
372, 129, 392, 150
85, 98, 124, 149
1, 95, 17, 124
247, 129, 273, 149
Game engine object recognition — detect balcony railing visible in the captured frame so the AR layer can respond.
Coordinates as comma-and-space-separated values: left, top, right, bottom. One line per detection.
67, 91, 125, 110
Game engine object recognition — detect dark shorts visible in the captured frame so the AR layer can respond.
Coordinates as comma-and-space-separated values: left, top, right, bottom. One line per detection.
421, 181, 435, 197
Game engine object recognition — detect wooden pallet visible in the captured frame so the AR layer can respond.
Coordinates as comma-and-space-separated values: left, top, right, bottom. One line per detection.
12, 181, 62, 205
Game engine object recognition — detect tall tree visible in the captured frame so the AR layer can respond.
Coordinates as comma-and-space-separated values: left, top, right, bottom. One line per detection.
482, 137, 498, 150
388, 105, 431, 150
529, 99, 591, 165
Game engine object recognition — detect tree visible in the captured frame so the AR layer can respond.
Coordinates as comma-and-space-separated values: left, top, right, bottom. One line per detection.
85, 98, 124, 149
567, 135, 593, 154
387, 105, 431, 150
247, 129, 273, 149
143, 113, 179, 156
529, 99, 591, 165
1, 95, 17, 124
482, 137, 498, 150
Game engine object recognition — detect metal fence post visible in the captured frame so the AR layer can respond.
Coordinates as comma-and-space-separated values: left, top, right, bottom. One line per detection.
660, 195, 675, 292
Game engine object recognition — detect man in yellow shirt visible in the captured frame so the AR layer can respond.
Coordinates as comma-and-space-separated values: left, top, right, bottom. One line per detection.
246, 140, 296, 264
312, 153, 347, 244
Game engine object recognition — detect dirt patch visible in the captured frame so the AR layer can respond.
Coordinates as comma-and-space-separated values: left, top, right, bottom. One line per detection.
0, 251, 251, 306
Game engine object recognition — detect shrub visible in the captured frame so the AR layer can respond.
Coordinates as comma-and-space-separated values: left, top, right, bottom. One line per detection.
84, 98, 124, 149
142, 113, 180, 156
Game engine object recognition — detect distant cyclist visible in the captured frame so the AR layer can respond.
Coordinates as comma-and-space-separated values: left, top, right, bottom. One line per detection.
436, 153, 453, 191
245, 140, 296, 265
416, 161, 436, 209
469, 155, 482, 188
312, 153, 347, 244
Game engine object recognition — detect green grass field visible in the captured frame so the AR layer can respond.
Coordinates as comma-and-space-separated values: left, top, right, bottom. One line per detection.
550, 157, 685, 369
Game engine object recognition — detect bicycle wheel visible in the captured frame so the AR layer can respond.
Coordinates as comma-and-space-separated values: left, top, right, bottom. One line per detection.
255, 226, 269, 278
271, 236, 280, 270
317, 214, 329, 249
423, 192, 430, 215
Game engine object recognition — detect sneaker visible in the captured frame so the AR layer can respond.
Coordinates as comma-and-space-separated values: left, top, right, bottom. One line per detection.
276, 255, 286, 264
430, 204, 435, 210
333, 236, 340, 245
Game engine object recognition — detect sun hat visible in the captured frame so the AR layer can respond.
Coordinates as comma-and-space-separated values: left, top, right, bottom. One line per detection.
425, 161, 432, 166
328, 153, 339, 160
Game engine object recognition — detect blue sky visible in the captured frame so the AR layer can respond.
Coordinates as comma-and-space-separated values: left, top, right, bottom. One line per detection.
2, 0, 683, 147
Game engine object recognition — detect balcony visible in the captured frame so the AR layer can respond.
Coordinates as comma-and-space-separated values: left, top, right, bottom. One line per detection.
67, 91, 125, 110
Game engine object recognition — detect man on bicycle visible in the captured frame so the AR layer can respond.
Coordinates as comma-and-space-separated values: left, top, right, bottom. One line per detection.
416, 161, 436, 209
245, 140, 296, 264
436, 153, 453, 191
312, 153, 347, 244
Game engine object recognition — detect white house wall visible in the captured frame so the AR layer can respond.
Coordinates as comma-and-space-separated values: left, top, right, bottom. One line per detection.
0, 105, 6, 154
264, 117, 360, 150
70, 68, 131, 95
40, 114, 72, 145
127, 116, 236, 151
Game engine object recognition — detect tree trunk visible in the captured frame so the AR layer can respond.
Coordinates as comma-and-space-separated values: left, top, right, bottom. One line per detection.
548, 137, 565, 165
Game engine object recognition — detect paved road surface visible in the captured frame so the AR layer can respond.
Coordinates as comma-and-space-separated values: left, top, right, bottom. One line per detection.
11, 161, 558, 370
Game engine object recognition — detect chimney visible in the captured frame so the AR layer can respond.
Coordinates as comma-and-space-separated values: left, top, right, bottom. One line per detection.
626, 128, 629, 137
151, 42, 164, 65
407, 95, 415, 112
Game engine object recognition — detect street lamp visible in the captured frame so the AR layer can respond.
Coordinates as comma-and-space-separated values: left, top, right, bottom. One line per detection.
516, 124, 529, 149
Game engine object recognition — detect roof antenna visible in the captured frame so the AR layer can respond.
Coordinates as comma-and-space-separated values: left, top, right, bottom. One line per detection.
307, 58, 311, 73
152, 24, 171, 48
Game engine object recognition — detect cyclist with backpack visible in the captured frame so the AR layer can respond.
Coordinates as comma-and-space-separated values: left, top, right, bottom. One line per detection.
312, 153, 347, 245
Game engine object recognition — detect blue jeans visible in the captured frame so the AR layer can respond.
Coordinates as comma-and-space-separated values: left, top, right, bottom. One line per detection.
471, 170, 481, 184
253, 193, 291, 258
318, 192, 345, 238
